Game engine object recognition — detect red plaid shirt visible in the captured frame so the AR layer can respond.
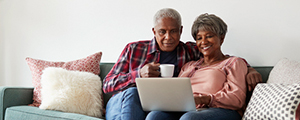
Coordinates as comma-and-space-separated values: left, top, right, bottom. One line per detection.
103, 38, 202, 94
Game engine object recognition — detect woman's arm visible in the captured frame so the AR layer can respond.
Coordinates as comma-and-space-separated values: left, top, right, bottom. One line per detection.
210, 57, 248, 110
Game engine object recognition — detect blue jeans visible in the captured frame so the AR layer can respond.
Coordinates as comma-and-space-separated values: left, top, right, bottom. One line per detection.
105, 87, 146, 120
146, 108, 241, 120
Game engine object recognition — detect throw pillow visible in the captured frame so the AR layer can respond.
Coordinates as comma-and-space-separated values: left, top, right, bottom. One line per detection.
267, 58, 300, 84
26, 52, 102, 107
242, 83, 300, 120
39, 67, 103, 118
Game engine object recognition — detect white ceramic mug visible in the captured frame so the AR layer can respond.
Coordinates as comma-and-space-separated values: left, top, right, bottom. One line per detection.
159, 64, 175, 78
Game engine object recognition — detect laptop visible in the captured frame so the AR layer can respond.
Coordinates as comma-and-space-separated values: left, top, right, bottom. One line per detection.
136, 77, 197, 111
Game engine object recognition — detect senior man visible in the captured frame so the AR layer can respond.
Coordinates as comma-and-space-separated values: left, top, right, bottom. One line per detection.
103, 8, 261, 120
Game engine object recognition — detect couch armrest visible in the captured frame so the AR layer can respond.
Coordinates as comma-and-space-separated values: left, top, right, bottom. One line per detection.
0, 87, 34, 120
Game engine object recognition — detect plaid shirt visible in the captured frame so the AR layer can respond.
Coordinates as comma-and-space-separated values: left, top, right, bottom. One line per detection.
103, 38, 202, 94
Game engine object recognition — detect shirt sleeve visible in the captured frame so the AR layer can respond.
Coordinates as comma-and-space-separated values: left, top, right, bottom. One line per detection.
210, 57, 248, 110
102, 43, 139, 94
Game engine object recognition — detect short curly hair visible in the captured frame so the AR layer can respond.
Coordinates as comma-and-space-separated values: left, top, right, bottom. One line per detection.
191, 13, 227, 40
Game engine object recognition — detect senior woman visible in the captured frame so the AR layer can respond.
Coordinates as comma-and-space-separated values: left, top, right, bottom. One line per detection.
146, 13, 247, 120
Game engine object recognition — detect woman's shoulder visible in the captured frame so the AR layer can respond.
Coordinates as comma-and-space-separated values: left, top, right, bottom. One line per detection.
227, 56, 243, 61
224, 56, 247, 67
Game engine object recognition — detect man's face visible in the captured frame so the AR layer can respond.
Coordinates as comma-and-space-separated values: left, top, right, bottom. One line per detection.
152, 17, 182, 52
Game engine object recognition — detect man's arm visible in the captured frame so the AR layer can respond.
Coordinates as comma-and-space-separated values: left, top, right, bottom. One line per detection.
102, 44, 139, 94
246, 67, 262, 91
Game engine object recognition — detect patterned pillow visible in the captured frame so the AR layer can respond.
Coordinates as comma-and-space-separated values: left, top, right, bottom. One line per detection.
243, 83, 300, 120
26, 52, 102, 107
267, 58, 300, 84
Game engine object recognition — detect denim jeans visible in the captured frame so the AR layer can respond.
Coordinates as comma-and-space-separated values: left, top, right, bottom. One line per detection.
146, 108, 241, 120
105, 87, 146, 120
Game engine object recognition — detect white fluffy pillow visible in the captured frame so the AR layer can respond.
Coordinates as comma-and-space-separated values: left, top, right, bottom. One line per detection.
39, 67, 103, 118
267, 58, 300, 84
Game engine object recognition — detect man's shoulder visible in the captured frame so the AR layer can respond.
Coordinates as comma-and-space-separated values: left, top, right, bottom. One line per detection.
178, 41, 197, 51
183, 41, 196, 45
178, 41, 202, 61
178, 41, 196, 47
126, 40, 152, 47
224, 56, 248, 67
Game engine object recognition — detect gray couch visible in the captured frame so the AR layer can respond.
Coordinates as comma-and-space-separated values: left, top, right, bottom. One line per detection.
0, 63, 273, 120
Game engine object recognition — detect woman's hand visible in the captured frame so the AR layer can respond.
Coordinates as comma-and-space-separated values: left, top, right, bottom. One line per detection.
194, 94, 211, 108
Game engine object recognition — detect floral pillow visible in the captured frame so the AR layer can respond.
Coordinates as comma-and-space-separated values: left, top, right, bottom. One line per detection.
26, 52, 102, 107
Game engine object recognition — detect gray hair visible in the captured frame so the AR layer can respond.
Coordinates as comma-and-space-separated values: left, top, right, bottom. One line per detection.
153, 8, 182, 27
191, 13, 227, 40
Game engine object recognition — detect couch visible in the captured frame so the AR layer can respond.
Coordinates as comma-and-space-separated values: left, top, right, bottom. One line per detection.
0, 63, 273, 120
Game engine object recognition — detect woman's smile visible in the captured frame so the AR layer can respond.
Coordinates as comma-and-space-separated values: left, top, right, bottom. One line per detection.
202, 46, 211, 50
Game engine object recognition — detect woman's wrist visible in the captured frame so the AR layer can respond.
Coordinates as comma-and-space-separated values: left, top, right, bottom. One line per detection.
207, 94, 213, 107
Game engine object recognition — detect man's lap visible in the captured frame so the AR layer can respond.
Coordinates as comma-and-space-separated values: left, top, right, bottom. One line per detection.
105, 87, 146, 120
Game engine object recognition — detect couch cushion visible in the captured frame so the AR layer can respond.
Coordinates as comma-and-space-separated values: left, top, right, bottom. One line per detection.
99, 63, 115, 107
252, 66, 273, 83
5, 106, 103, 120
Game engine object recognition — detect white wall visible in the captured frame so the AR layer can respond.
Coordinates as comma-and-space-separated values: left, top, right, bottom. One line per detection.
1, 0, 300, 87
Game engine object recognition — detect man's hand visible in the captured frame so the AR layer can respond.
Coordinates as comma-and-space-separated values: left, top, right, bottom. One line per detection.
140, 62, 160, 77
246, 67, 262, 91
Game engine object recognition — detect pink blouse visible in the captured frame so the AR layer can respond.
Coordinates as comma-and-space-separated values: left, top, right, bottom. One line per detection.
179, 56, 247, 113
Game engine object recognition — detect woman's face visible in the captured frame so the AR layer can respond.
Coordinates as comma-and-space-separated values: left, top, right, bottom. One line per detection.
195, 30, 224, 56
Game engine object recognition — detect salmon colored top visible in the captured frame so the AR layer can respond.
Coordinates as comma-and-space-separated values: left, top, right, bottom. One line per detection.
178, 56, 247, 115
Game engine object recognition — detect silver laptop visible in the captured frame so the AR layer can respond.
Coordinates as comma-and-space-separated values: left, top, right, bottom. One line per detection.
136, 77, 196, 111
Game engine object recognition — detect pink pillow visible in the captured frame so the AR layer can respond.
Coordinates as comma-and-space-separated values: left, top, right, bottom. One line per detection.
26, 52, 102, 107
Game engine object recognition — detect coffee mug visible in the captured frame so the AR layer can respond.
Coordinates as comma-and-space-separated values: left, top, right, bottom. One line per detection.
159, 64, 175, 78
